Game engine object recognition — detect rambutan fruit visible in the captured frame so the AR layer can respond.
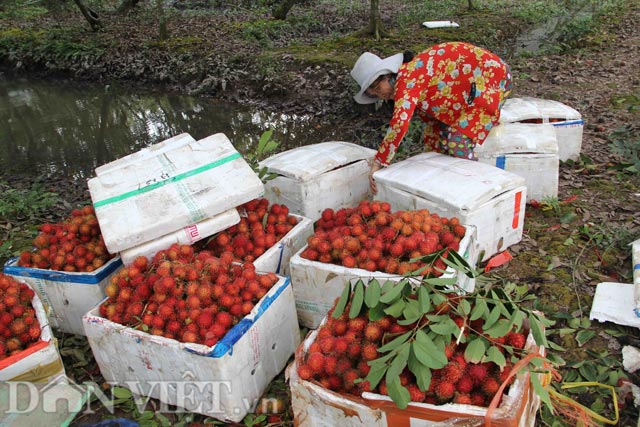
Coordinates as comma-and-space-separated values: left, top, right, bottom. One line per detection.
324, 355, 338, 375
333, 337, 349, 354
470, 393, 487, 407
347, 342, 362, 359
453, 393, 473, 405
331, 319, 348, 336
306, 352, 325, 374
347, 316, 367, 334
506, 331, 526, 350
196, 310, 215, 329
456, 376, 474, 394
181, 330, 198, 343
10, 319, 27, 336
442, 361, 465, 384
362, 343, 379, 361
318, 337, 335, 353
28, 325, 41, 340
335, 357, 353, 374
407, 384, 426, 403
434, 380, 456, 402
364, 323, 383, 342
297, 363, 314, 381
482, 377, 501, 397
467, 363, 489, 385
166, 320, 182, 335
342, 369, 360, 391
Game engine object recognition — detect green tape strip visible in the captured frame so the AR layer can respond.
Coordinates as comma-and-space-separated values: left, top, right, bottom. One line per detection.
93, 152, 241, 208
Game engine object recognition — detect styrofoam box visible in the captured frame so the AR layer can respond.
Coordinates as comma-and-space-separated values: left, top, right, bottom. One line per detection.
3, 256, 123, 336
475, 122, 559, 202
250, 214, 314, 276
289, 226, 478, 329
500, 97, 584, 162
0, 282, 66, 383
373, 152, 527, 262
82, 276, 300, 423
88, 133, 265, 254
120, 208, 241, 265
287, 321, 542, 427
259, 142, 376, 222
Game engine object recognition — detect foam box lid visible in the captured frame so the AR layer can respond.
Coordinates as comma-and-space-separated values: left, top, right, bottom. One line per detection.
500, 97, 582, 122
475, 122, 559, 156
373, 152, 526, 211
88, 133, 264, 253
259, 141, 376, 181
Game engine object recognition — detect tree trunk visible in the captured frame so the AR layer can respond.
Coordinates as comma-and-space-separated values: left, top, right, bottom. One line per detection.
72, 0, 101, 31
116, 0, 141, 14
272, 0, 300, 20
157, 0, 168, 41
467, 0, 475, 10
354, 0, 388, 40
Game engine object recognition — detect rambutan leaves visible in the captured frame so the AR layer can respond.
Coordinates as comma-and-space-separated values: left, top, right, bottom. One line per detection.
326, 259, 553, 410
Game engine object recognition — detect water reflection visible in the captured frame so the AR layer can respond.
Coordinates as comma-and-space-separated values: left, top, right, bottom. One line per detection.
0, 76, 343, 180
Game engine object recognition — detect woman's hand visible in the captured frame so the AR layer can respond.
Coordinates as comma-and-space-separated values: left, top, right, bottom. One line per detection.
369, 161, 383, 195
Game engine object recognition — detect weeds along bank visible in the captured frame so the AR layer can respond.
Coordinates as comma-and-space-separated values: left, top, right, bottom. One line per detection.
0, 0, 630, 117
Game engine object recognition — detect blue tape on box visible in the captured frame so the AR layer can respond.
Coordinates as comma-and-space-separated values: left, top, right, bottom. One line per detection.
3, 256, 123, 284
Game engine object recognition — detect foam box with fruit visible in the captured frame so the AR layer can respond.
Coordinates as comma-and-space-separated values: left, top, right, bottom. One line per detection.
3, 205, 122, 336
289, 200, 479, 329
196, 198, 313, 276
0, 274, 66, 383
287, 278, 547, 427
373, 152, 527, 261
82, 244, 300, 423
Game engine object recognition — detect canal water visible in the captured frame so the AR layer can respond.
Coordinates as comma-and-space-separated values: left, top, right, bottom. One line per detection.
0, 75, 348, 180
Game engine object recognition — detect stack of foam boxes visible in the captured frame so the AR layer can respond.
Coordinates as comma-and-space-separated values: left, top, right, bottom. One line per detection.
80, 132, 307, 423
475, 96, 583, 203
258, 142, 535, 424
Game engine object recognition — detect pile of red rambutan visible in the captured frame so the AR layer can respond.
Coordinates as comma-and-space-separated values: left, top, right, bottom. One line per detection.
300, 200, 465, 275
201, 198, 298, 263
99, 243, 280, 347
297, 306, 528, 408
0, 274, 42, 360
17, 205, 114, 272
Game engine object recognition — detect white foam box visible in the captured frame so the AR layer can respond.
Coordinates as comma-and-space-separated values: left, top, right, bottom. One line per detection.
88, 133, 265, 254
287, 320, 542, 427
82, 276, 300, 423
3, 257, 123, 336
475, 122, 559, 202
259, 142, 376, 222
373, 152, 527, 262
250, 214, 314, 277
0, 282, 66, 383
120, 208, 241, 265
500, 97, 584, 162
289, 226, 478, 329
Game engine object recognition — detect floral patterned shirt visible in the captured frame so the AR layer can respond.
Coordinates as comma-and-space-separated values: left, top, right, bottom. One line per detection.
375, 42, 511, 166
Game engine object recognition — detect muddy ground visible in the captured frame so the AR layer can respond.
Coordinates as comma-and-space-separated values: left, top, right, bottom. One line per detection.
1, 0, 639, 425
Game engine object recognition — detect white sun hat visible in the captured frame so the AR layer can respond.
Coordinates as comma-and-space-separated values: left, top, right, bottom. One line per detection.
351, 52, 403, 104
